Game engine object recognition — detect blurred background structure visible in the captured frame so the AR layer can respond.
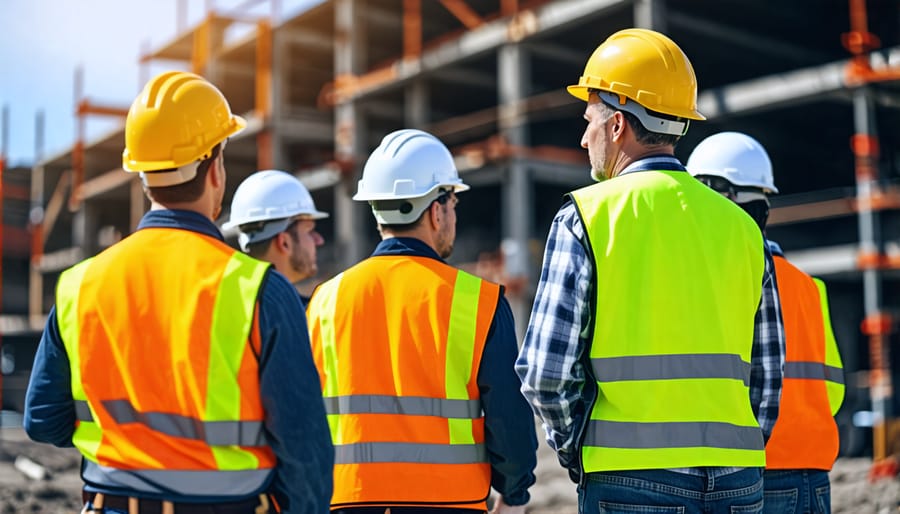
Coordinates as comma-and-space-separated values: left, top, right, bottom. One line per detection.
1, 0, 900, 467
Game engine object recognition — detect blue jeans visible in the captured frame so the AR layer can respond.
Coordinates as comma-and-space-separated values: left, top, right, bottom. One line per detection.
763, 470, 831, 514
579, 468, 764, 513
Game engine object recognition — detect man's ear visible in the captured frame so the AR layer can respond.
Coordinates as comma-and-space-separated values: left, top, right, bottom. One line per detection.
208, 158, 225, 188
275, 231, 290, 252
610, 111, 626, 142
428, 201, 441, 230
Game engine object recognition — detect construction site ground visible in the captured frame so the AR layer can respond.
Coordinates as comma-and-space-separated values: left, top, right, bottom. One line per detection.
2, 423, 899, 513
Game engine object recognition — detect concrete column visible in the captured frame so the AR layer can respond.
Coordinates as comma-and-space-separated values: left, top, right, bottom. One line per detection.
72, 201, 99, 258
334, 0, 369, 268
29, 111, 45, 323
203, 18, 228, 85
853, 88, 891, 459
270, 25, 290, 171
634, 0, 667, 32
405, 79, 430, 129
498, 43, 532, 340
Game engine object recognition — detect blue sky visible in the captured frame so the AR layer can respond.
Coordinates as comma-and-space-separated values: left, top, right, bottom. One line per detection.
0, 0, 319, 167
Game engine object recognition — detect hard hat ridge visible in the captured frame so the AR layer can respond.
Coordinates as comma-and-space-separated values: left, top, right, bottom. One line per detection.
123, 71, 246, 187
355, 129, 469, 225
568, 28, 705, 127
224, 169, 328, 251
686, 131, 778, 194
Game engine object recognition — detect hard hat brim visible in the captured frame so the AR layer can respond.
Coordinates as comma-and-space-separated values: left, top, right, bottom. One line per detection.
352, 181, 469, 202
567, 84, 590, 102
566, 84, 706, 121
222, 208, 329, 231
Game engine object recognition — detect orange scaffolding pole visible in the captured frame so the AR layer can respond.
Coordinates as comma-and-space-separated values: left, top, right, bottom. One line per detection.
841, 0, 900, 478
69, 69, 129, 212
256, 18, 273, 170
403, 0, 422, 59
0, 105, 7, 404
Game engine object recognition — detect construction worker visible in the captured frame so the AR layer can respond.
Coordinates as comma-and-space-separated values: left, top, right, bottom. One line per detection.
23, 71, 333, 513
687, 131, 845, 514
306, 129, 537, 513
516, 29, 786, 513
224, 169, 328, 291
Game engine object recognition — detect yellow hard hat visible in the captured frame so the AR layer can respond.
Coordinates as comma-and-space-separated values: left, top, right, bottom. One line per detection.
568, 28, 705, 121
122, 71, 246, 180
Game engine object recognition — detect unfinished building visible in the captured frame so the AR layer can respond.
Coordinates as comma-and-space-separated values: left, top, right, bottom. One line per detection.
2, 0, 899, 460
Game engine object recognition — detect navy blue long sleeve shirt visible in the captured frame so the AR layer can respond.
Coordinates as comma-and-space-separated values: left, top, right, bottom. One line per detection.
23, 209, 334, 513
372, 237, 537, 506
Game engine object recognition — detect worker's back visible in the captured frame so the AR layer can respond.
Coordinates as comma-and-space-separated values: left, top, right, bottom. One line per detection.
571, 169, 767, 471
55, 226, 274, 497
765, 251, 843, 470
308, 253, 500, 509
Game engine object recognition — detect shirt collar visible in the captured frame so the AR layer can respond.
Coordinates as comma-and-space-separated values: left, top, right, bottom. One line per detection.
137, 209, 225, 241
372, 237, 445, 263
619, 155, 687, 177
766, 239, 784, 257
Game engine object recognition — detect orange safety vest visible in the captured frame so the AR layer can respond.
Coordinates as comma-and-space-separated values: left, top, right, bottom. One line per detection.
307, 254, 500, 510
55, 227, 276, 498
765, 253, 845, 470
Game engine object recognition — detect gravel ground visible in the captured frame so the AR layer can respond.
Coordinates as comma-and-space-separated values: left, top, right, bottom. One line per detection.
2, 421, 899, 514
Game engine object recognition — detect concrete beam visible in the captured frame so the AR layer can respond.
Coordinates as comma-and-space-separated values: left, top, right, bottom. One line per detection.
431, 68, 497, 89
783, 244, 859, 277
523, 41, 586, 67
669, 11, 829, 63
279, 29, 334, 51
276, 117, 336, 144
339, 0, 626, 103
76, 168, 132, 201
697, 46, 900, 120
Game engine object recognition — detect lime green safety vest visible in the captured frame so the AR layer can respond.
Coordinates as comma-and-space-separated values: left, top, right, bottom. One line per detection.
570, 170, 767, 472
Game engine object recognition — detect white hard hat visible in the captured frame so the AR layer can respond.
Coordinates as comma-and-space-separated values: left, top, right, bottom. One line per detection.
354, 129, 469, 224
223, 169, 328, 251
686, 131, 778, 194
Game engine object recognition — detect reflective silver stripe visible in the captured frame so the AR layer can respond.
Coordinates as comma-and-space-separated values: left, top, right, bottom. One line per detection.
75, 400, 93, 422
592, 354, 751, 386
323, 395, 482, 419
584, 420, 765, 451
205, 420, 265, 447
83, 460, 272, 497
784, 361, 845, 385
335, 442, 487, 464
103, 399, 264, 446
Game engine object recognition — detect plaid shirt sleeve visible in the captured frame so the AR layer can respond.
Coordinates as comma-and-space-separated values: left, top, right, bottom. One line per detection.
515, 202, 592, 462
749, 244, 786, 442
